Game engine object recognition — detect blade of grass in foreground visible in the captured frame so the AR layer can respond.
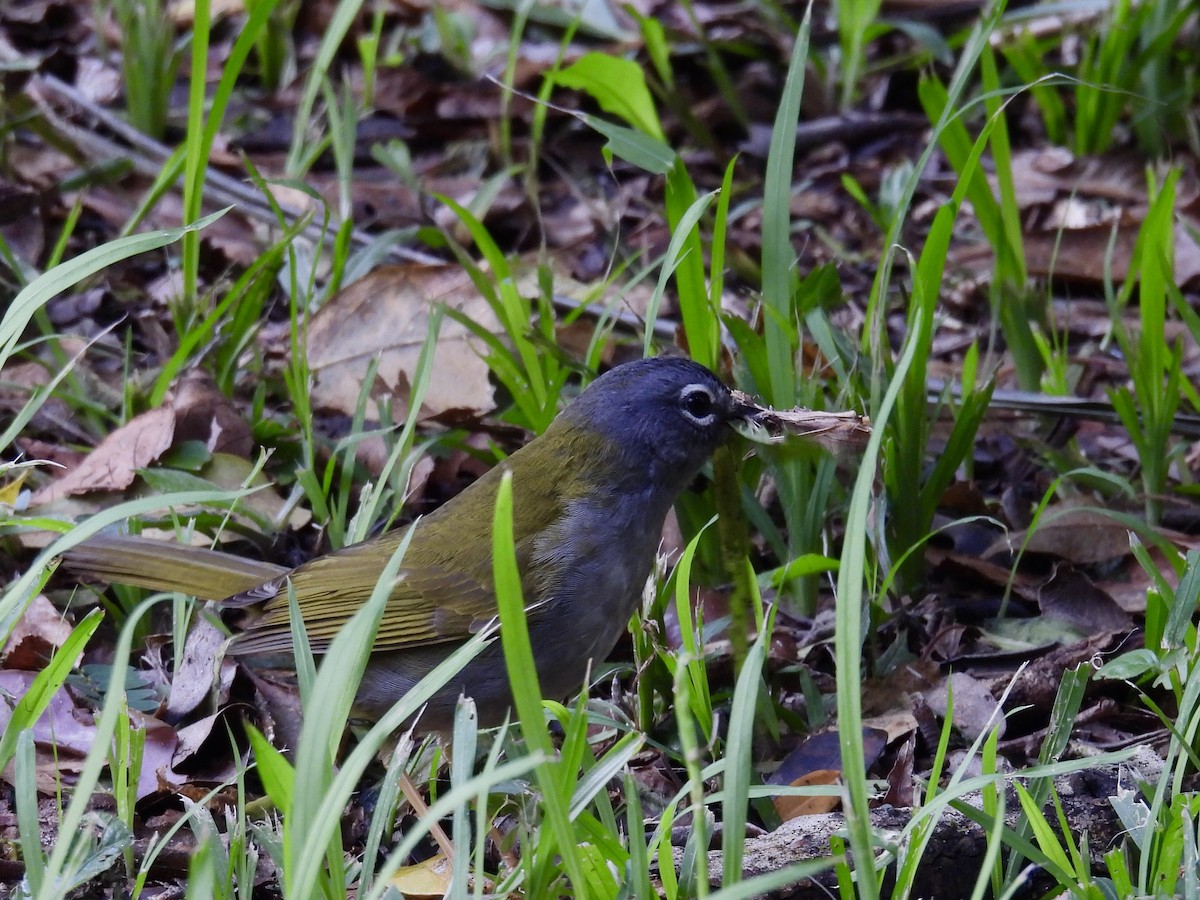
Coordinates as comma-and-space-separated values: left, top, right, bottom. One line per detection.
722, 602, 774, 885
837, 298, 929, 900
33, 595, 162, 900
759, 4, 810, 408
492, 471, 588, 895
285, 526, 416, 896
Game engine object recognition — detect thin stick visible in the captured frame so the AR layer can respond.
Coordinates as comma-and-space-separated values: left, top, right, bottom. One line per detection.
398, 771, 457, 860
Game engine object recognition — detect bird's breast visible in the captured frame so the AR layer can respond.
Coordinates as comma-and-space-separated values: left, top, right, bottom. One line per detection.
524, 490, 666, 699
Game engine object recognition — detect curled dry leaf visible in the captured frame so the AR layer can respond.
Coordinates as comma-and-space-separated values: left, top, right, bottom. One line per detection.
1023, 567, 1132, 634
166, 617, 234, 721
962, 147, 1200, 288
0, 183, 42, 263
766, 728, 888, 821
1, 595, 73, 669
169, 711, 242, 788
172, 371, 253, 456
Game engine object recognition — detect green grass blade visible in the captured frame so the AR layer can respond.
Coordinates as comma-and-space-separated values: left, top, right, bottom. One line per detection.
493, 471, 588, 894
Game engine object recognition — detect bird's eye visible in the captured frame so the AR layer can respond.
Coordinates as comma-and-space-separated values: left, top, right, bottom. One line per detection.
679, 384, 718, 425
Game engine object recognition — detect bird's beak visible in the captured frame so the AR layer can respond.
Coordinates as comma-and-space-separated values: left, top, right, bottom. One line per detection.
728, 390, 777, 445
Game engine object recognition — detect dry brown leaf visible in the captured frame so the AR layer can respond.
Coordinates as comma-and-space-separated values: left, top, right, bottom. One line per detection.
166, 617, 233, 721
173, 371, 254, 456
32, 405, 175, 505
0, 182, 43, 263
861, 659, 940, 717
130, 710, 186, 797
0, 671, 90, 783
1019, 220, 1200, 288
924, 672, 1006, 741
307, 171, 424, 231
74, 58, 121, 105
773, 770, 841, 820
964, 148, 1200, 288
307, 265, 499, 421
0, 360, 77, 438
172, 713, 223, 766
1026, 568, 1132, 634
1007, 147, 1156, 209
6, 140, 75, 191
1, 595, 73, 669
989, 507, 1133, 565
882, 737, 915, 808
1094, 547, 1182, 614
169, 0, 245, 24
0, 671, 184, 799
860, 709, 919, 743
768, 728, 887, 821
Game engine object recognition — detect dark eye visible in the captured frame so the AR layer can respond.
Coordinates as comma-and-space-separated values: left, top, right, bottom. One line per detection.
680, 384, 717, 425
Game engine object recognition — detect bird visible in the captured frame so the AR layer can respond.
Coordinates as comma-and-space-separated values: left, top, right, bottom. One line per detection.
65, 356, 765, 731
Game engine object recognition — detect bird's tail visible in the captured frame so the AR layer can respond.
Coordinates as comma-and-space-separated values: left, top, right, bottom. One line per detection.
61, 534, 287, 601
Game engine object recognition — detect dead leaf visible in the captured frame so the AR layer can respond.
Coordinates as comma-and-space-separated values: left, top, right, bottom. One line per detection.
166, 617, 233, 721
388, 853, 454, 897
192, 453, 311, 534
0, 670, 189, 799
168, 711, 242, 790
130, 710, 186, 798
860, 708, 919, 743
962, 147, 1200, 288
172, 371, 254, 457
307, 265, 499, 421
1006, 147, 1156, 209
767, 728, 887, 821
1094, 547, 1182, 614
31, 405, 175, 505
990, 507, 1134, 565
169, 0, 244, 24
0, 183, 43, 263
1021, 220, 1200, 288
1026, 568, 1132, 634
881, 737, 915, 808
1, 595, 73, 669
862, 660, 940, 717
773, 770, 841, 820
924, 672, 1006, 741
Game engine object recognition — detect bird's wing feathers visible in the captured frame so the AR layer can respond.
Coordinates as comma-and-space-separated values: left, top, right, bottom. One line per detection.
228, 563, 498, 656
228, 443, 586, 658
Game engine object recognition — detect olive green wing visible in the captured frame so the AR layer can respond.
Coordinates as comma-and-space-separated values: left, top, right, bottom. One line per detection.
227, 448, 577, 657
227, 556, 498, 656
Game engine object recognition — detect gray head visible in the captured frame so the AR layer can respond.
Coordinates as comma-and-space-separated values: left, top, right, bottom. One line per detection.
557, 357, 760, 492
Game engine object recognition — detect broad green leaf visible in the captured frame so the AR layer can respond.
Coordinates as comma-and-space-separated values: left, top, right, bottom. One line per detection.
554, 52, 663, 140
